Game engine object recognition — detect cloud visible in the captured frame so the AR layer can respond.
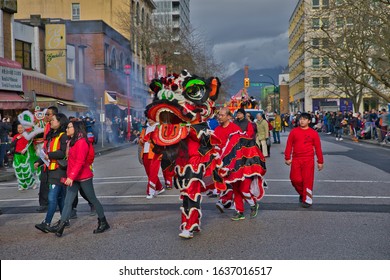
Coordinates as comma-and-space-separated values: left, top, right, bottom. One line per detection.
190, 0, 297, 75
213, 32, 290, 76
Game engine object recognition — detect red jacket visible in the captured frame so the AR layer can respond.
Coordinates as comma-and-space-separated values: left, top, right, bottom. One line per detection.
67, 138, 93, 181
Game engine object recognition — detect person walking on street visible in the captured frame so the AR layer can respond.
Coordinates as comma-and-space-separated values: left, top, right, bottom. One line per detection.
139, 119, 165, 198
271, 111, 282, 144
284, 112, 324, 208
255, 113, 269, 157
52, 121, 110, 237
36, 106, 58, 213
34, 113, 69, 233
334, 111, 344, 141
11, 124, 38, 190
0, 118, 12, 170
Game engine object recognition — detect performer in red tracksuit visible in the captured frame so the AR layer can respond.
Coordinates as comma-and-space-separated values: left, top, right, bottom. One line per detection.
213, 108, 242, 212
284, 112, 324, 208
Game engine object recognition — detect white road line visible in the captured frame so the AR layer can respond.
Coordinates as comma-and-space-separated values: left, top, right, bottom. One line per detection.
1, 194, 389, 203
2, 178, 390, 187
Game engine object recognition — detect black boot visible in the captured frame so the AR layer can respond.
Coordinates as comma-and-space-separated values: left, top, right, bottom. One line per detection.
54, 221, 67, 237
93, 216, 110, 234
49, 220, 70, 233
35, 221, 51, 233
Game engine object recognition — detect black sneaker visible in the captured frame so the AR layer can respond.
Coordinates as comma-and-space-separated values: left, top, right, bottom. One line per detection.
301, 202, 312, 208
250, 203, 259, 218
231, 212, 245, 221
35, 222, 51, 233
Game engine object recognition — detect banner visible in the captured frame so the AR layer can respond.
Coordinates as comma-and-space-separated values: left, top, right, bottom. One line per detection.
146, 65, 167, 83
45, 24, 67, 83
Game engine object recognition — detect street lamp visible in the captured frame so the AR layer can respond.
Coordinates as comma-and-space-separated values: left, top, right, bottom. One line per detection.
124, 64, 132, 141
259, 74, 277, 112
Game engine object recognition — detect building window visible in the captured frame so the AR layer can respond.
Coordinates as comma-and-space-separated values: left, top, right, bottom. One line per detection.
15, 40, 32, 69
322, 57, 330, 68
346, 17, 354, 27
312, 57, 320, 68
322, 77, 330, 87
322, 0, 329, 8
110, 48, 117, 69
322, 38, 330, 48
104, 43, 110, 66
313, 77, 320, 88
312, 18, 320, 29
78, 46, 85, 83
336, 17, 344, 28
312, 0, 320, 9
67, 45, 75, 80
312, 38, 320, 48
321, 18, 329, 29
72, 3, 80, 21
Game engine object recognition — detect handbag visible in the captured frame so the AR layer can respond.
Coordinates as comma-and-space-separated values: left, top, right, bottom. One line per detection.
57, 159, 68, 169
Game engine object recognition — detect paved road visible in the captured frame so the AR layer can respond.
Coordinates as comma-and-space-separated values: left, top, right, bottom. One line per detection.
0, 132, 389, 260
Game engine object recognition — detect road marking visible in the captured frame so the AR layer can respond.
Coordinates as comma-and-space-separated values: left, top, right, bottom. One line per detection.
1, 178, 390, 189
1, 194, 389, 203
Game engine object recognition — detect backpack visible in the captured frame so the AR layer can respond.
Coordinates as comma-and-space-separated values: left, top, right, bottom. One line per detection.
86, 141, 95, 165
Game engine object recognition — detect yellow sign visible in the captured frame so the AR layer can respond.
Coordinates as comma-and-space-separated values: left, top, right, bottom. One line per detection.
45, 24, 66, 83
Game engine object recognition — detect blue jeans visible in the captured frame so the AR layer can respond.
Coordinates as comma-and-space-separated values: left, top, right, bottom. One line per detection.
44, 184, 66, 224
272, 130, 280, 143
335, 128, 344, 138
0, 142, 6, 167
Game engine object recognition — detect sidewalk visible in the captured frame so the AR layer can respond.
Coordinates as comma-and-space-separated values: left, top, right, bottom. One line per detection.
0, 140, 132, 182
321, 132, 390, 149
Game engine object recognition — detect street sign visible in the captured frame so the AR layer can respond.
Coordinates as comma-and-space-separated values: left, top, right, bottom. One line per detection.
250, 83, 263, 87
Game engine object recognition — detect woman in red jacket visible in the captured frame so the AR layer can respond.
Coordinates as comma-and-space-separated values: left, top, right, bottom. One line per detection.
52, 121, 110, 237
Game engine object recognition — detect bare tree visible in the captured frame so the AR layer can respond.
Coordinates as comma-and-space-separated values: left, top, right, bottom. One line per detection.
305, 0, 390, 110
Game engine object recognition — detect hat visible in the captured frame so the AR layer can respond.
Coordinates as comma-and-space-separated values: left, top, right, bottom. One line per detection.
236, 108, 246, 115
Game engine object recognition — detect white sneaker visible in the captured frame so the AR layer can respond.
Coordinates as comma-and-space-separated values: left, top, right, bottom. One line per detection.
216, 202, 224, 213
156, 188, 165, 195
336, 138, 339, 141
327, 132, 331, 135
146, 194, 154, 199
178, 229, 193, 239
339, 138, 343, 141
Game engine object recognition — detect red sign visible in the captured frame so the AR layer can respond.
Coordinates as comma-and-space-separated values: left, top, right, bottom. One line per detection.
146, 65, 167, 83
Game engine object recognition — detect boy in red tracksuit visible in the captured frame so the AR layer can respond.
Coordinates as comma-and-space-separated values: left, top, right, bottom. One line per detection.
284, 112, 324, 208
139, 119, 164, 198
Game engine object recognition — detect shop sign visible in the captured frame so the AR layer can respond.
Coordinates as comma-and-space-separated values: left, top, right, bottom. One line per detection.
0, 66, 22, 91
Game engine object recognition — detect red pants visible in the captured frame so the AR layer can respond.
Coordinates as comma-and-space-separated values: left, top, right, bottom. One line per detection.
162, 167, 175, 188
290, 158, 314, 204
232, 177, 256, 213
143, 154, 163, 194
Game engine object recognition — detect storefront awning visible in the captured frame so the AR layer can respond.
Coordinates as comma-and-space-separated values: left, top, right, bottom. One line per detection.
0, 92, 32, 110
104, 90, 131, 109
59, 100, 88, 113
35, 96, 88, 113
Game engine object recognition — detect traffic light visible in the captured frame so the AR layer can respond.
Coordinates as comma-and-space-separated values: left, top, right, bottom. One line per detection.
244, 78, 250, 88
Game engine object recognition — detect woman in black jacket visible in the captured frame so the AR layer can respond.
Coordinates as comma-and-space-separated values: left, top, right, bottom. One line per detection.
34, 113, 69, 233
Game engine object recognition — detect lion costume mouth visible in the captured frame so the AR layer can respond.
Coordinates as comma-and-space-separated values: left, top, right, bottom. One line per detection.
145, 70, 220, 147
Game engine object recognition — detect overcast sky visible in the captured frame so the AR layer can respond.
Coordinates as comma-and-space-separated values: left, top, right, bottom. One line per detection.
190, 0, 298, 76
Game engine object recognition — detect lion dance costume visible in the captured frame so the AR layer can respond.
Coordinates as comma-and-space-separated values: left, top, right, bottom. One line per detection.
145, 70, 266, 239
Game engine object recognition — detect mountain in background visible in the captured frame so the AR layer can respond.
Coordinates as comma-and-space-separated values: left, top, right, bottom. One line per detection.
221, 66, 286, 100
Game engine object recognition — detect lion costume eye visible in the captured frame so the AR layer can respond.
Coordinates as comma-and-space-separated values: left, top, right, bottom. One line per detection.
183, 79, 208, 105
